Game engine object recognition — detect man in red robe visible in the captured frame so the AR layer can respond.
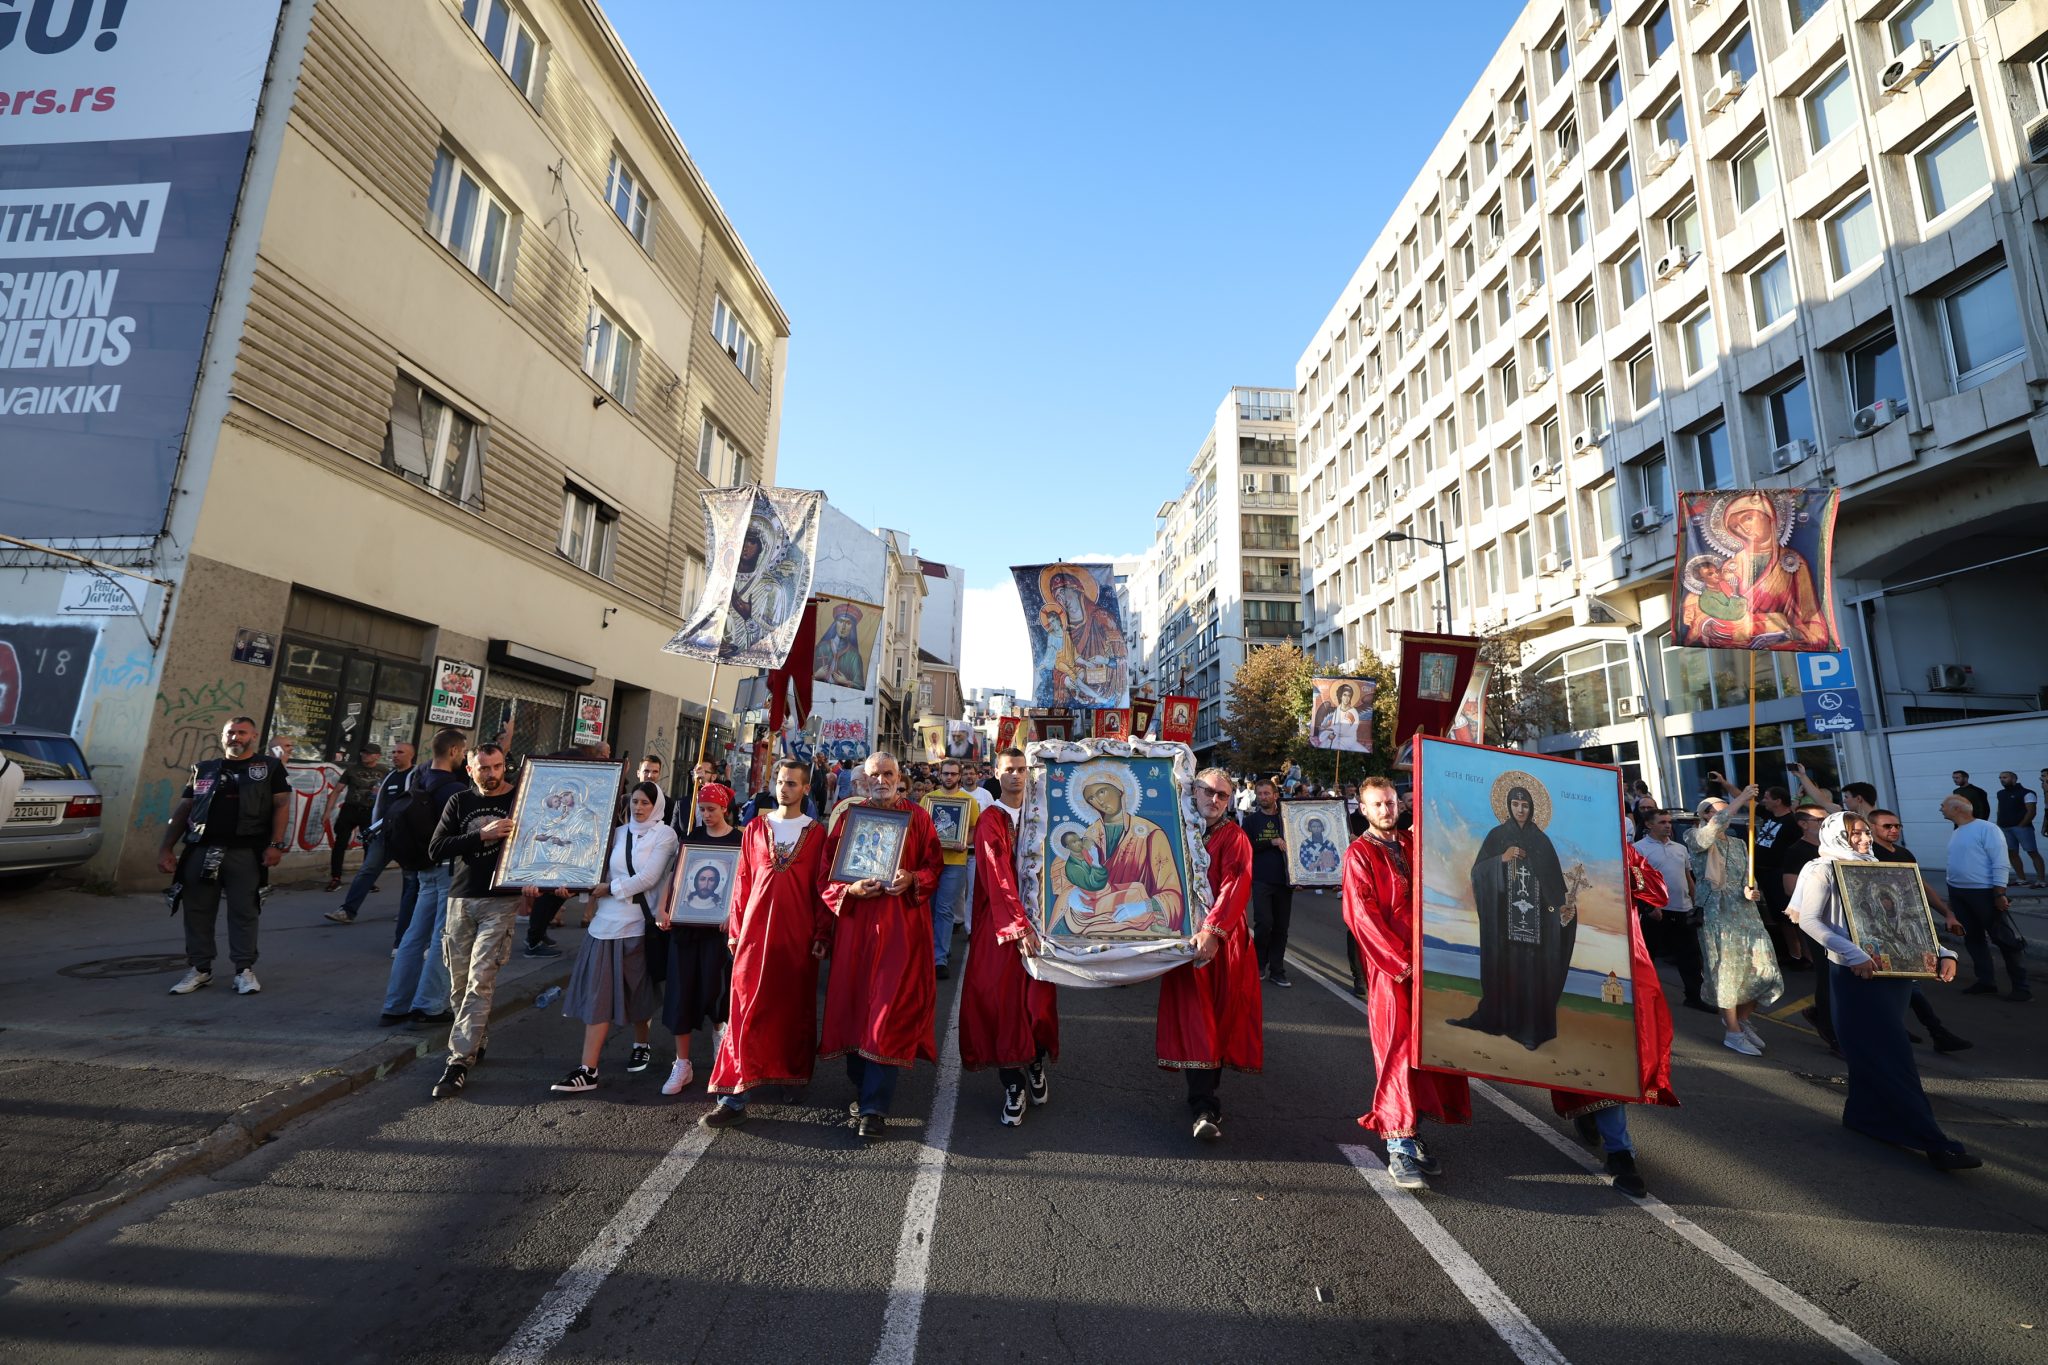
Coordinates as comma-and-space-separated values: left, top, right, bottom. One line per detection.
821, 751, 944, 1139
1344, 775, 1472, 1190
702, 758, 833, 1128
1157, 767, 1261, 1141
1545, 828, 1682, 1196
960, 746, 1060, 1126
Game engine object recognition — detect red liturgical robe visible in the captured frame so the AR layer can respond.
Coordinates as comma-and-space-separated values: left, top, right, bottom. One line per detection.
1550, 838, 1682, 1119
709, 815, 835, 1096
1342, 830, 1472, 1137
820, 800, 944, 1067
959, 801, 1059, 1071
1156, 819, 1263, 1071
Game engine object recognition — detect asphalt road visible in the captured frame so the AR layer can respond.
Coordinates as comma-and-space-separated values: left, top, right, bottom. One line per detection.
1, 890, 2042, 1365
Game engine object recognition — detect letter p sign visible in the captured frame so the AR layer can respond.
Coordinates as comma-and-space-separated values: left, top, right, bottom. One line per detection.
1796, 651, 1855, 693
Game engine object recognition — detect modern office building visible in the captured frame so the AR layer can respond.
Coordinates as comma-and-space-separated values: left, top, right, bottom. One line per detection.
1295, 0, 2048, 855
1151, 387, 1301, 764
0, 0, 788, 885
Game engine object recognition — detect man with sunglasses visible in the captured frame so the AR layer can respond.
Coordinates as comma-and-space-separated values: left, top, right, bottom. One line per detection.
1156, 768, 1261, 1141
1869, 809, 1972, 1053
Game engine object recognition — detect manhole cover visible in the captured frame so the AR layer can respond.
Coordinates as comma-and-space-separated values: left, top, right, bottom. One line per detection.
59, 954, 191, 980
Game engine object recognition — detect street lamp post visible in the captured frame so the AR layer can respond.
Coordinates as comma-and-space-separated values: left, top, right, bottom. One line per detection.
1381, 521, 1454, 634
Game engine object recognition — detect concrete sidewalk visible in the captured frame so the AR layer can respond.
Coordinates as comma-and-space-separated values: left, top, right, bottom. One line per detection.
0, 874, 578, 1257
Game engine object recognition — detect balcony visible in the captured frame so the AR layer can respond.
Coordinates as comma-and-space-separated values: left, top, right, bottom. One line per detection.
1244, 620, 1302, 639
1241, 533, 1295, 551
1239, 489, 1295, 511
1242, 574, 1297, 594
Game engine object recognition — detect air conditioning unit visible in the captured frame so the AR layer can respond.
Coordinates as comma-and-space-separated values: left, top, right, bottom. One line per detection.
1577, 1, 1604, 39
1650, 138, 1682, 174
1528, 365, 1552, 388
1616, 694, 1644, 718
1706, 71, 1744, 113
1391, 484, 1409, 502
1882, 38, 1937, 93
1360, 318, 1377, 336
1572, 431, 1593, 453
1545, 150, 1570, 182
1243, 477, 1260, 494
1516, 281, 1541, 306
1538, 552, 1561, 575
1852, 398, 1906, 435
1427, 302, 1445, 323
1484, 236, 1503, 260
1502, 116, 1525, 145
1448, 191, 1468, 216
1530, 457, 1557, 480
2026, 113, 2048, 167
1770, 439, 1813, 471
1629, 506, 1665, 533
1654, 251, 1688, 281
1926, 663, 1970, 692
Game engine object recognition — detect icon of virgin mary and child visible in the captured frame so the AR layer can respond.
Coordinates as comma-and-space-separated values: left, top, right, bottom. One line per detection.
1678, 489, 1832, 650
1047, 764, 1184, 939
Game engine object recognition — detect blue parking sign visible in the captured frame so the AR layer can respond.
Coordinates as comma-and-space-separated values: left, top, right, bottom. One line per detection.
1802, 686, 1864, 734
1796, 651, 1855, 693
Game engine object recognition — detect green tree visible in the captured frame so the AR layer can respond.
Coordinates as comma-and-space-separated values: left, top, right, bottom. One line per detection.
1221, 644, 1310, 776
1478, 625, 1571, 749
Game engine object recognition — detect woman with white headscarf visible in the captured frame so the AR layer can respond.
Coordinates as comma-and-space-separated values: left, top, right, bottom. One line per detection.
1787, 812, 1977, 1171
1689, 784, 1782, 1056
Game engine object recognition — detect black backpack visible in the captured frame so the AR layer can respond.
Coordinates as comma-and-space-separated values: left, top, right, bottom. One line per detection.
383, 769, 454, 872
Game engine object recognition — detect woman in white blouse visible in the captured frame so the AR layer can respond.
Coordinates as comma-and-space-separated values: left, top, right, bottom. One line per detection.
550, 782, 679, 1093
1788, 812, 1977, 1171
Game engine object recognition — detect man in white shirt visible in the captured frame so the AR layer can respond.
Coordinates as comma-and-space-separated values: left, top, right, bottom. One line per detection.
1942, 796, 2029, 1001
1633, 810, 1708, 1011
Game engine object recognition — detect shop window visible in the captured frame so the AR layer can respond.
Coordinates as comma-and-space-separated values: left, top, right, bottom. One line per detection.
1535, 640, 1631, 731
266, 646, 426, 764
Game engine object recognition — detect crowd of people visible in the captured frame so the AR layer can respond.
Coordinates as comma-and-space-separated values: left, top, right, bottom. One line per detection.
155, 719, 2018, 1184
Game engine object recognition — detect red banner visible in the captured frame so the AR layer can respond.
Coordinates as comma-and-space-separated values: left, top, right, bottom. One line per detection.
995, 716, 1025, 752
1091, 708, 1132, 740
1394, 632, 1483, 751
767, 599, 818, 732
1158, 695, 1199, 745
1130, 694, 1157, 739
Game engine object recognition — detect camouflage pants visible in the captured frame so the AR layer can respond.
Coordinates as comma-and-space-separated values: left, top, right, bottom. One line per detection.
443, 897, 518, 1065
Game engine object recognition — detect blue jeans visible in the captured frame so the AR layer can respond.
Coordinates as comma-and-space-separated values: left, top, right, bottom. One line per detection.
382, 863, 451, 1015
339, 832, 419, 932
932, 863, 967, 965
1593, 1105, 1633, 1154
846, 1053, 900, 1115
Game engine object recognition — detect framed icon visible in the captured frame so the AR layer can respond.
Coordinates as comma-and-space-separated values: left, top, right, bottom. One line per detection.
925, 794, 974, 852
493, 758, 623, 890
829, 803, 914, 885
667, 842, 743, 927
1834, 860, 1942, 979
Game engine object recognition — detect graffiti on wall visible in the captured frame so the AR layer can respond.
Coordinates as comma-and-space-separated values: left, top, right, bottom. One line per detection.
155, 678, 247, 771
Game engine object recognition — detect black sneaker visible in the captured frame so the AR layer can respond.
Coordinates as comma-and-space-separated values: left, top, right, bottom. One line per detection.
700, 1103, 748, 1128
379, 1011, 411, 1026
1412, 1144, 1444, 1177
551, 1066, 599, 1093
431, 1063, 467, 1099
1348, 981, 1368, 999
935, 963, 951, 980
2006, 989, 2033, 1003
1268, 970, 1294, 989
1000, 1084, 1027, 1127
1961, 981, 1999, 995
524, 942, 563, 959
1026, 1061, 1050, 1107
627, 1044, 652, 1073
857, 1113, 886, 1139
1192, 1112, 1222, 1141
1929, 1147, 1983, 1171
1605, 1150, 1647, 1197
411, 1008, 454, 1025
1931, 1027, 1974, 1053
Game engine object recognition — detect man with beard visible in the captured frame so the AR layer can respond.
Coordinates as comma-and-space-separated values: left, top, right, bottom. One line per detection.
160, 717, 293, 996
960, 748, 1059, 1125
1450, 779, 1580, 1051
424, 744, 523, 1099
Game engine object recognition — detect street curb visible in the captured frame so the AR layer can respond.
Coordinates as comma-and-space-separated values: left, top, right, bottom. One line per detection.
0, 964, 571, 1266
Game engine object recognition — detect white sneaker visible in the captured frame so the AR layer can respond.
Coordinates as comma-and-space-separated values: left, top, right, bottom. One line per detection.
1740, 1019, 1766, 1051
233, 968, 261, 995
169, 968, 211, 995
1722, 1031, 1763, 1056
662, 1059, 694, 1096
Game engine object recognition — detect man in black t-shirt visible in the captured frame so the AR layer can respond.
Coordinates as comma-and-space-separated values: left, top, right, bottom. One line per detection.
1240, 778, 1294, 988
424, 743, 522, 1100
158, 717, 293, 997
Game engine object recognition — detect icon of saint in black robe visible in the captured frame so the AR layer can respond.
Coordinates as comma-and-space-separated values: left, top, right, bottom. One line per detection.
1449, 785, 1576, 1051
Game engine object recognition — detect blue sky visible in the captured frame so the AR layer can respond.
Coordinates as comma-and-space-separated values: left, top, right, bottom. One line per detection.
605, 0, 1521, 691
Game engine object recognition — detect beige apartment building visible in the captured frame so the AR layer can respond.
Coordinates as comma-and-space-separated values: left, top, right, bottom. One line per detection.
6, 0, 788, 886
1296, 0, 2048, 858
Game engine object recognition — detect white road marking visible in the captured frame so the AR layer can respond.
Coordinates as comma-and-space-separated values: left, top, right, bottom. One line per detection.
1338, 1143, 1572, 1365
870, 962, 968, 1365
491, 1124, 717, 1365
1296, 954, 1902, 1365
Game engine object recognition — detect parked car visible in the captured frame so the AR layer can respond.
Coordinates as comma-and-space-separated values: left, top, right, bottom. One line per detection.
1, 728, 103, 885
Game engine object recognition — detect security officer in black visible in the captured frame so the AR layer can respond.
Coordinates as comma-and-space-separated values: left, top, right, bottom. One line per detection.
158, 716, 293, 996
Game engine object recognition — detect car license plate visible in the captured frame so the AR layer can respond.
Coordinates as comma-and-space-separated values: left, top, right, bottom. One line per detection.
10, 801, 62, 822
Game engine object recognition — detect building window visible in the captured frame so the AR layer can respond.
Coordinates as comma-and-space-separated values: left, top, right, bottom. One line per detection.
1584, 384, 1610, 436
1914, 116, 1989, 220
1521, 168, 1539, 211
1582, 479, 1620, 550
1619, 248, 1647, 307
1750, 253, 1793, 329
1845, 331, 1905, 410
1565, 198, 1589, 252
1824, 193, 1880, 280
1767, 374, 1817, 448
1476, 461, 1497, 510
1501, 359, 1521, 404
1574, 291, 1598, 344
1643, 3, 1673, 61
1654, 98, 1687, 149
1507, 441, 1529, 489
1695, 422, 1735, 488
1511, 528, 1536, 580
1607, 156, 1634, 211
604, 151, 653, 247
1665, 197, 1701, 257
1541, 417, 1562, 465
584, 300, 638, 404
383, 374, 485, 508
711, 294, 759, 382
1805, 66, 1856, 152
1888, 0, 1957, 50
1557, 119, 1580, 158
557, 485, 616, 578
1535, 641, 1631, 731
698, 417, 751, 486
681, 551, 706, 614
1721, 26, 1757, 81
1640, 451, 1672, 515
1481, 544, 1503, 599
1681, 307, 1716, 375
1939, 265, 2026, 391
1545, 506, 1574, 567
1627, 349, 1657, 413
1548, 31, 1570, 80
426, 146, 512, 291
1734, 136, 1774, 211
1526, 248, 1545, 288
1788, 0, 1829, 31
460, 0, 540, 99
1598, 64, 1625, 120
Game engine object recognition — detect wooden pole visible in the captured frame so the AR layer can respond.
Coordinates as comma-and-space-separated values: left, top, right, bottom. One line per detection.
1333, 743, 1342, 797
1745, 649, 1758, 894
690, 659, 721, 819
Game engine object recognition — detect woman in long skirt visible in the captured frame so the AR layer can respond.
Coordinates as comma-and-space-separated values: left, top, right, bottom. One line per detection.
1788, 812, 1978, 1171
1689, 786, 1783, 1056
658, 782, 740, 1095
549, 783, 678, 1093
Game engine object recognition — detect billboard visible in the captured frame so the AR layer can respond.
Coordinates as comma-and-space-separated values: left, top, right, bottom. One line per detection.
0, 0, 285, 539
